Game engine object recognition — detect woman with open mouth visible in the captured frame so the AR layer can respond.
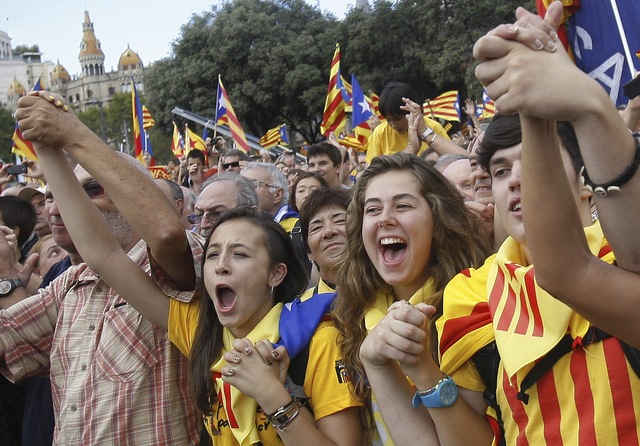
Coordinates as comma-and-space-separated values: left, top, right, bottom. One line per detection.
58, 193, 363, 445
171, 207, 363, 445
333, 152, 492, 444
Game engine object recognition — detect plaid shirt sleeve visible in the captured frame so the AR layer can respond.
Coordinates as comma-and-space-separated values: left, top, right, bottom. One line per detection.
149, 231, 204, 304
0, 265, 80, 382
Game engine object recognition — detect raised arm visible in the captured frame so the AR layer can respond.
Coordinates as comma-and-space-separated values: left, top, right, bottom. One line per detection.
475, 2, 640, 273
15, 93, 196, 289
32, 144, 170, 330
521, 115, 640, 348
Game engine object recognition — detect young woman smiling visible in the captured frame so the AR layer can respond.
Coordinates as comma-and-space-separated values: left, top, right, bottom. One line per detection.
333, 153, 491, 444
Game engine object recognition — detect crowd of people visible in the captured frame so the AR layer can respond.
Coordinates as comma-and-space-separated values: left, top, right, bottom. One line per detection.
1, 2, 640, 445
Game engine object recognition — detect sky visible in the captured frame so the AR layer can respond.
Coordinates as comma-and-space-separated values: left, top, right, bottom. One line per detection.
1, 0, 354, 76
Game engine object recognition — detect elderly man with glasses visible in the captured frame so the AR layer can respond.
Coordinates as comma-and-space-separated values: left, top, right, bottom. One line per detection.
241, 162, 298, 232
0, 92, 203, 445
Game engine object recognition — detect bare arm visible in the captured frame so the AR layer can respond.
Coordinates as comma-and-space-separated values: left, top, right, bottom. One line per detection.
360, 303, 493, 445
33, 145, 170, 330
521, 115, 640, 348
475, 3, 640, 273
16, 93, 196, 290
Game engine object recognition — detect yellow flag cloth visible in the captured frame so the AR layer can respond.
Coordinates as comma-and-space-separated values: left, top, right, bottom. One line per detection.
488, 221, 613, 381
210, 303, 283, 446
364, 277, 437, 332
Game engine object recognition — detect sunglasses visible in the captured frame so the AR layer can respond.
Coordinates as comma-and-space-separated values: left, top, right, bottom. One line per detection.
82, 180, 105, 199
222, 161, 240, 170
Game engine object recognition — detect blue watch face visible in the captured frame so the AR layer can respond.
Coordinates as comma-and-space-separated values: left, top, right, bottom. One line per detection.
440, 381, 457, 406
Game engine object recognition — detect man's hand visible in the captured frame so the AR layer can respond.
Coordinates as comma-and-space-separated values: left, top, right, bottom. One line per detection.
15, 91, 82, 150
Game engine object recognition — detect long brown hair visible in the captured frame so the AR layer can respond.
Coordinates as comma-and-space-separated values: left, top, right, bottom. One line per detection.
188, 207, 308, 414
333, 153, 491, 402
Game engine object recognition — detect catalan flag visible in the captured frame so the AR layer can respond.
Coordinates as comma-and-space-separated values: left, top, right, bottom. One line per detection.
11, 78, 44, 162
171, 121, 186, 158
482, 88, 496, 119
259, 124, 288, 149
147, 166, 171, 180
215, 77, 250, 153
142, 105, 155, 130
320, 44, 348, 136
424, 91, 461, 122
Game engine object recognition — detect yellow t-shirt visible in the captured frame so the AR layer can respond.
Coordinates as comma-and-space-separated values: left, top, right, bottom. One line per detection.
365, 117, 449, 163
168, 299, 362, 445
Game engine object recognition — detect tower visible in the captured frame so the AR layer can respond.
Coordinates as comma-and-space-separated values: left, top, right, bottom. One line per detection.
78, 10, 105, 77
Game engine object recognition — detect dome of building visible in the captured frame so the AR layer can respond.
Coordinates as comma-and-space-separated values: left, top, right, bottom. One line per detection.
118, 45, 143, 70
51, 61, 71, 82
8, 77, 26, 97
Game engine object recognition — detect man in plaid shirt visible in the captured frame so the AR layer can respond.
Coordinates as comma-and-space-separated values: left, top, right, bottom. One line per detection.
0, 92, 202, 445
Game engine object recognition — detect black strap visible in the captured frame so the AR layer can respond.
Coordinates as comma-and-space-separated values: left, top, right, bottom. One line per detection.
517, 327, 611, 404
290, 221, 312, 275
473, 342, 506, 446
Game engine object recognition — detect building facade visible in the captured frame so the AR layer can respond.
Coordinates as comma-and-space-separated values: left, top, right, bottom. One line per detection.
1, 11, 145, 112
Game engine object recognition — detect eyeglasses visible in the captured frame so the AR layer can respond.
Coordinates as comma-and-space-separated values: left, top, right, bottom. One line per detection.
251, 179, 278, 190
82, 180, 105, 199
222, 161, 240, 170
188, 211, 223, 225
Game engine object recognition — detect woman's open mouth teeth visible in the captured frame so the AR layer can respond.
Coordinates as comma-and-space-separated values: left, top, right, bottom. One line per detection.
216, 285, 237, 309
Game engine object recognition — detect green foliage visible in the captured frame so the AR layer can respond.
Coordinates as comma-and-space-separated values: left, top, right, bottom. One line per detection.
75, 92, 173, 163
12, 44, 40, 55
144, 0, 536, 145
146, 0, 340, 143
0, 107, 15, 163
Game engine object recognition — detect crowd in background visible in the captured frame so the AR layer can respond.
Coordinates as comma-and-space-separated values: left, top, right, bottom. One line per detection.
2, 2, 640, 446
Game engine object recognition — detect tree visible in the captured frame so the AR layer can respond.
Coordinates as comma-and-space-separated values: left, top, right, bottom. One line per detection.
338, 0, 536, 103
145, 0, 536, 146
146, 0, 340, 143
76, 92, 174, 164
12, 44, 40, 55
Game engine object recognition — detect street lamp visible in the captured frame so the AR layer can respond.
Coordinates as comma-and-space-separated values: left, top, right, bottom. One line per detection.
85, 99, 107, 143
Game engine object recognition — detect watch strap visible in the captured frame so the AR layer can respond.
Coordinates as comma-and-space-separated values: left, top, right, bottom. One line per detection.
420, 127, 434, 142
0, 278, 24, 296
412, 374, 458, 408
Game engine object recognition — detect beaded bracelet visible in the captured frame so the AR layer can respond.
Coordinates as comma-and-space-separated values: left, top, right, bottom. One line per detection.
581, 132, 640, 197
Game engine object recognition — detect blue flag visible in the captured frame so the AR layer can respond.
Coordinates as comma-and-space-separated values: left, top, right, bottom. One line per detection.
351, 74, 373, 128
278, 125, 289, 145
567, 1, 640, 106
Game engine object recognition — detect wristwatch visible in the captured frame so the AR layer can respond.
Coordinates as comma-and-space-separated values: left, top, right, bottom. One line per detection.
0, 278, 24, 297
412, 374, 458, 408
420, 127, 434, 142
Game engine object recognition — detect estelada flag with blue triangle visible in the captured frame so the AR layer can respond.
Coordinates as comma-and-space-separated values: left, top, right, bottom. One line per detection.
259, 124, 288, 149
341, 73, 373, 150
11, 78, 44, 162
215, 76, 250, 153
171, 121, 186, 158
482, 88, 496, 119
131, 78, 154, 165
424, 91, 461, 122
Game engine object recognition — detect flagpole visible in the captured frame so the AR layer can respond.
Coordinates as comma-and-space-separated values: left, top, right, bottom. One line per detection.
609, 0, 639, 77
425, 100, 436, 120
214, 74, 221, 139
